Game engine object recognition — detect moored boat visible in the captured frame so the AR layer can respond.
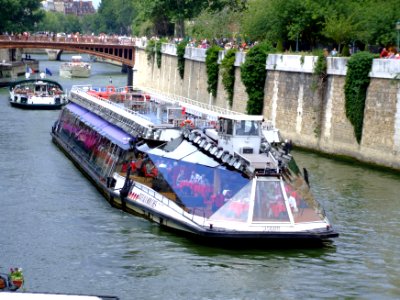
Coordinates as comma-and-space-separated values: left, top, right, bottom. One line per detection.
51, 85, 338, 246
9, 78, 68, 110
59, 55, 91, 78
0, 268, 24, 292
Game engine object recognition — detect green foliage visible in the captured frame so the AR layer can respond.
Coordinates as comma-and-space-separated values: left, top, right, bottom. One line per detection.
240, 41, 274, 115
145, 39, 156, 64
322, 14, 359, 53
155, 39, 167, 69
96, 0, 136, 35
186, 8, 242, 41
177, 40, 187, 79
344, 51, 374, 143
133, 0, 246, 38
341, 44, 350, 57
0, 0, 43, 33
240, 0, 400, 54
311, 50, 327, 91
276, 40, 284, 53
220, 48, 237, 107
206, 45, 222, 97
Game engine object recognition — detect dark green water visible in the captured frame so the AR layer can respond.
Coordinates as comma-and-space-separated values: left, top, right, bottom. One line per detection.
0, 54, 399, 299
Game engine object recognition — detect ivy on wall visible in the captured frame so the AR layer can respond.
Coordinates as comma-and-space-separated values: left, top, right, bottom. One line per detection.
220, 48, 237, 108
145, 39, 156, 63
177, 40, 187, 79
205, 45, 222, 97
311, 50, 327, 91
344, 51, 374, 143
156, 40, 162, 68
240, 42, 273, 115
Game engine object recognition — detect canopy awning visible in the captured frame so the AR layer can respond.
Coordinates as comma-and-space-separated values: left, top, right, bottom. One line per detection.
147, 139, 220, 167
66, 103, 133, 150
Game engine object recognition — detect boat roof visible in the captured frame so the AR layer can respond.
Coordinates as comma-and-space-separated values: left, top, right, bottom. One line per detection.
237, 153, 277, 169
66, 102, 133, 150
9, 78, 64, 90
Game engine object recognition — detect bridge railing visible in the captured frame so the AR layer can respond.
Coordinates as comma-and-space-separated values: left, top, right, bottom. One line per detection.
0, 35, 135, 46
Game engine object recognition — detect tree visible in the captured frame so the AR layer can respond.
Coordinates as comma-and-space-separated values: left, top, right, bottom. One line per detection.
0, 0, 44, 33
323, 15, 355, 53
241, 0, 327, 50
133, 0, 247, 38
186, 8, 242, 41
97, 0, 137, 34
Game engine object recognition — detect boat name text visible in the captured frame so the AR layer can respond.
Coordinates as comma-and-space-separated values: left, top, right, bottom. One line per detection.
129, 191, 157, 208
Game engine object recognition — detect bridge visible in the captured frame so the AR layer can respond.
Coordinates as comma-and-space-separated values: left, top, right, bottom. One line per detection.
0, 34, 136, 84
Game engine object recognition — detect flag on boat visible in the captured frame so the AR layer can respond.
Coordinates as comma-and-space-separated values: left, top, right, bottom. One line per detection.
45, 68, 52, 76
26, 65, 34, 74
25, 65, 33, 79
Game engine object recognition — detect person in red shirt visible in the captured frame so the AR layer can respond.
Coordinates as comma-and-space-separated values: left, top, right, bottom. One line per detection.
380, 47, 389, 58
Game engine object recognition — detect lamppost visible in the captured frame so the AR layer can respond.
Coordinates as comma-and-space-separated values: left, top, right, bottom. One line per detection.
396, 20, 400, 50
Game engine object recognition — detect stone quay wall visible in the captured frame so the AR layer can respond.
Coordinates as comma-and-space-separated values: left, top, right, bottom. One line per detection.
135, 44, 400, 171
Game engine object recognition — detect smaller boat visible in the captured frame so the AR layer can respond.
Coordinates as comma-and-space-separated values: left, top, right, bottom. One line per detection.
60, 55, 91, 78
0, 268, 24, 292
9, 78, 68, 110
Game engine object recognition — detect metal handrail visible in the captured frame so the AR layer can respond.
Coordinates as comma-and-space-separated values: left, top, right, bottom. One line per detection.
113, 173, 208, 226
141, 86, 244, 117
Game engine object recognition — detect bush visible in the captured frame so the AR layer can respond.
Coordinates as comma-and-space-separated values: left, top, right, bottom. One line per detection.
240, 41, 274, 114
311, 50, 327, 91
220, 48, 237, 108
341, 44, 350, 57
177, 40, 187, 79
205, 45, 222, 97
145, 39, 156, 63
344, 51, 374, 143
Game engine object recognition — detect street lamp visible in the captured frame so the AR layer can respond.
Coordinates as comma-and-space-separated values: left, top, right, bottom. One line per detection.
396, 20, 400, 50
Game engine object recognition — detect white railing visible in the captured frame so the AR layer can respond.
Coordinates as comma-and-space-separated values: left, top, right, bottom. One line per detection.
141, 86, 244, 118
113, 173, 208, 225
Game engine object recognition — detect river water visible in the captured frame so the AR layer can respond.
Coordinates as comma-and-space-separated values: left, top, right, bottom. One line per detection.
1, 54, 400, 300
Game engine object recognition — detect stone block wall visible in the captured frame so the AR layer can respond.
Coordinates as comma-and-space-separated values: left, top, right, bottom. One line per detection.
134, 45, 400, 170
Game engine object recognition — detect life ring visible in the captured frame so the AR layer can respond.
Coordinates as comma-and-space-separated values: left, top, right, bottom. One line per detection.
180, 119, 195, 128
106, 85, 116, 93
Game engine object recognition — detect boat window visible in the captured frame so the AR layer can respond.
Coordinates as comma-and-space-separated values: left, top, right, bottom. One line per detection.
235, 120, 259, 136
252, 180, 290, 222
58, 108, 123, 178
283, 182, 325, 223
209, 181, 252, 222
219, 119, 233, 135
144, 154, 249, 217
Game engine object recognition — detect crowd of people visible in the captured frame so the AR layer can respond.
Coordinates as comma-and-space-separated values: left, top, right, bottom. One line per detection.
380, 47, 400, 59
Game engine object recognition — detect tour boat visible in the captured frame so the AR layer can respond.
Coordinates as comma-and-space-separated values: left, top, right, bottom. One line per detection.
51, 85, 338, 245
9, 78, 67, 110
59, 55, 91, 78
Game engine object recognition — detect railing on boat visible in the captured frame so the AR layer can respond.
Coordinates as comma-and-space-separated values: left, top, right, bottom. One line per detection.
71, 85, 151, 121
141, 86, 244, 119
69, 85, 157, 138
113, 173, 210, 227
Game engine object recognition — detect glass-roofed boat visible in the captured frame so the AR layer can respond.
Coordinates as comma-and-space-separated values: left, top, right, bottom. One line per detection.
51, 85, 338, 245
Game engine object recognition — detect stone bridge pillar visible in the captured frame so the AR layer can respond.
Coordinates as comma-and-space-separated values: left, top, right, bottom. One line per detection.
126, 66, 136, 87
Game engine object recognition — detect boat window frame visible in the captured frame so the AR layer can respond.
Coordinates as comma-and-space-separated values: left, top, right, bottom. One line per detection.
250, 177, 295, 225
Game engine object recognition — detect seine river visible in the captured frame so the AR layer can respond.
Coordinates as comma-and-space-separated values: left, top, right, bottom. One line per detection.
1, 54, 400, 299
